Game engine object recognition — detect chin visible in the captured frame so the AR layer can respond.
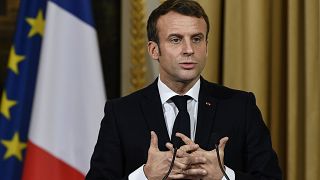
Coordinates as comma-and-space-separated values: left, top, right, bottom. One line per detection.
176, 74, 200, 83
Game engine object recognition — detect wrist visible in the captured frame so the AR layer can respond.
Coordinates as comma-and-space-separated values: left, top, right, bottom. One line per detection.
143, 164, 149, 178
143, 164, 153, 180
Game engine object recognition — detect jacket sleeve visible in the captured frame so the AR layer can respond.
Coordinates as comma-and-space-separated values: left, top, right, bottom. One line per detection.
235, 92, 282, 180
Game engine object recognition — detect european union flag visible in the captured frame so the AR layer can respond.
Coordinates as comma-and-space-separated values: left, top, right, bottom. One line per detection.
0, 0, 47, 179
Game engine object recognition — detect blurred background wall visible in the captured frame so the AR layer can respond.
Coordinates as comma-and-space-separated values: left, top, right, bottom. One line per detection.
0, 0, 20, 96
1, 0, 319, 179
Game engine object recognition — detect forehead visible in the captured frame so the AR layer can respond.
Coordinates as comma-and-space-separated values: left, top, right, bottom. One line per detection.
157, 11, 207, 37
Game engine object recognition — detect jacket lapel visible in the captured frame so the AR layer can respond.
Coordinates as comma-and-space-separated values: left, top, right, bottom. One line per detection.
195, 78, 219, 150
140, 79, 171, 151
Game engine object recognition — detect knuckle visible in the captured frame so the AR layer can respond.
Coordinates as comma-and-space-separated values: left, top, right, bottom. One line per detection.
177, 149, 184, 156
181, 158, 188, 165
183, 169, 189, 175
184, 147, 190, 152
202, 157, 207, 163
180, 146, 186, 152
181, 164, 188, 169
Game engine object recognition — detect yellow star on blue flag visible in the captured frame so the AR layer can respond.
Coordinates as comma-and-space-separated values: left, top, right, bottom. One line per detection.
0, 91, 17, 120
0, 0, 47, 179
7, 46, 25, 75
26, 10, 45, 37
1, 132, 27, 161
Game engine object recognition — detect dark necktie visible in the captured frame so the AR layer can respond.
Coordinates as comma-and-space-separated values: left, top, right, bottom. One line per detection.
171, 95, 191, 148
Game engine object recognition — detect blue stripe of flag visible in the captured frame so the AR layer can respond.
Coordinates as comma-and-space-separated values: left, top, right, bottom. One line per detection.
50, 0, 94, 27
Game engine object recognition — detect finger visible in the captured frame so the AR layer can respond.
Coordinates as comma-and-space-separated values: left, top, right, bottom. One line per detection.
166, 142, 199, 157
187, 155, 207, 165
166, 142, 185, 159
176, 149, 188, 157
218, 137, 229, 151
182, 168, 207, 177
168, 168, 207, 179
179, 144, 199, 153
176, 132, 195, 145
177, 155, 206, 166
149, 131, 159, 150
168, 157, 189, 170
168, 173, 186, 179
168, 155, 206, 169
175, 145, 199, 158
165, 142, 189, 161
165, 142, 174, 151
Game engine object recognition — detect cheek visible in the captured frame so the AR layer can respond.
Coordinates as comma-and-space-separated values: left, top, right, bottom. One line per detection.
160, 51, 177, 64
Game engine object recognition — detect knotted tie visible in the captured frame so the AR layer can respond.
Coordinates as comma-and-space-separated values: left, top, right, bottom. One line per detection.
171, 95, 191, 148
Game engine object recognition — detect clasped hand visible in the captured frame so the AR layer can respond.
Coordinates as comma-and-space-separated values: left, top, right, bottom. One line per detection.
144, 131, 228, 180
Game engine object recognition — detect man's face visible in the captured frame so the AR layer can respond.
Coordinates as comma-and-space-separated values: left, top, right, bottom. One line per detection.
148, 11, 208, 85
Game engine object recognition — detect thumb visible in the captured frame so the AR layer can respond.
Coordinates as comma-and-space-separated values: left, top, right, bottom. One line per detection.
218, 137, 229, 151
149, 131, 159, 150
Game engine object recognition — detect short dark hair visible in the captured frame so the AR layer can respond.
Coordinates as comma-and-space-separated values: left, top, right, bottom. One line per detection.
147, 0, 210, 44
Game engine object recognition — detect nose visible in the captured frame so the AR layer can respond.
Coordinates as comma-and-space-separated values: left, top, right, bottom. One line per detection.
182, 39, 194, 56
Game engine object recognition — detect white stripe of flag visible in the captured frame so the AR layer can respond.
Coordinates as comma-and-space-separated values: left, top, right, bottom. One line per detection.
27, 0, 105, 175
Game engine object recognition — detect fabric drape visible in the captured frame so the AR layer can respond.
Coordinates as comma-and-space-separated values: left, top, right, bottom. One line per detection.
200, 0, 320, 179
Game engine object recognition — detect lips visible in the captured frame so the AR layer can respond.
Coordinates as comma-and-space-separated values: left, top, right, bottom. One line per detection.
179, 62, 197, 69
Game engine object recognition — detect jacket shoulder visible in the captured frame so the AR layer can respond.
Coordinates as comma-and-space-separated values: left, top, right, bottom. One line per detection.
202, 79, 250, 100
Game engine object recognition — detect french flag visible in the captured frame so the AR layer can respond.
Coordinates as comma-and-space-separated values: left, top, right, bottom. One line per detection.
22, 0, 105, 179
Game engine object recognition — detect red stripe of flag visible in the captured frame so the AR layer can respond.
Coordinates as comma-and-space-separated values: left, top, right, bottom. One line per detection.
22, 141, 84, 180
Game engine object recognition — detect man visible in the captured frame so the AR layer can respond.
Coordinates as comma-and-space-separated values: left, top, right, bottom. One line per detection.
86, 0, 282, 179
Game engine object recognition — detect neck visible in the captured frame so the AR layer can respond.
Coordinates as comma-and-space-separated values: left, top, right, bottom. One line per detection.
160, 76, 200, 95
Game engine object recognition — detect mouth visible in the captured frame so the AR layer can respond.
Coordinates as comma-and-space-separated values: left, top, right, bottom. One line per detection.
179, 62, 197, 69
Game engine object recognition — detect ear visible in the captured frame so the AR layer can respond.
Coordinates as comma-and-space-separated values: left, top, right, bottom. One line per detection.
147, 41, 160, 60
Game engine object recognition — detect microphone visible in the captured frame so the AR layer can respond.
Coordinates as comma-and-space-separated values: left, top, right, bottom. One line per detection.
211, 132, 230, 180
215, 143, 230, 180
162, 136, 179, 180
162, 146, 177, 180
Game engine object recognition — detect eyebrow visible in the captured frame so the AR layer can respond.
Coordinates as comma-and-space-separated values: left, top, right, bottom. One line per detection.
191, 33, 204, 38
167, 33, 205, 39
167, 34, 183, 39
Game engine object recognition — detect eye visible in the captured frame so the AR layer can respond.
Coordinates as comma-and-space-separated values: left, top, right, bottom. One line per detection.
192, 36, 203, 43
169, 37, 182, 44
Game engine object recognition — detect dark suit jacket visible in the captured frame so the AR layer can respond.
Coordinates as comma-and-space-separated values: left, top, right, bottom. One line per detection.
86, 78, 282, 180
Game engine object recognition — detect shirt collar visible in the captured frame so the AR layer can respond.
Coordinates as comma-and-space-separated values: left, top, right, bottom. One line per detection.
158, 76, 200, 105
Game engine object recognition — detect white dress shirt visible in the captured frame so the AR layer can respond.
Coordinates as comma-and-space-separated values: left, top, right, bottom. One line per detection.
129, 78, 235, 180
